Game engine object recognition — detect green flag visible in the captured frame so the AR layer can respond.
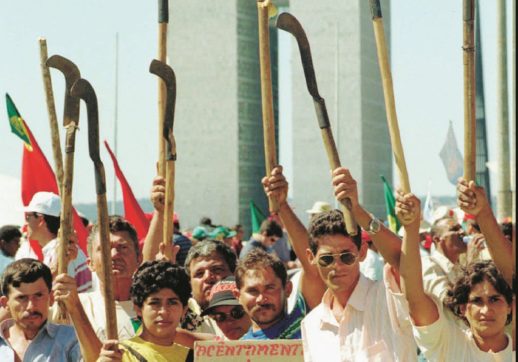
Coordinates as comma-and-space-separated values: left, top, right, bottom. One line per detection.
381, 175, 401, 233
250, 200, 266, 233
6, 93, 32, 149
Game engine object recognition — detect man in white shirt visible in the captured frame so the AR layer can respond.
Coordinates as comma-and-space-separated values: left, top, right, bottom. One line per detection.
15, 192, 92, 293
300, 167, 417, 362
422, 215, 467, 302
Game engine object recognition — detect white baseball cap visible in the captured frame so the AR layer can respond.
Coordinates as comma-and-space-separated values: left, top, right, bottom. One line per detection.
306, 201, 332, 215
24, 192, 61, 217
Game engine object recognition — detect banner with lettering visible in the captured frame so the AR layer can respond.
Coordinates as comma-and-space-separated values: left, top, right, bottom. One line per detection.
194, 340, 304, 362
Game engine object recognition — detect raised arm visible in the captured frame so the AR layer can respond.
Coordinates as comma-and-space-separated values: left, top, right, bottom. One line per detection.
262, 166, 326, 308
332, 167, 402, 269
457, 178, 514, 286
395, 191, 438, 326
53, 274, 102, 362
142, 176, 166, 262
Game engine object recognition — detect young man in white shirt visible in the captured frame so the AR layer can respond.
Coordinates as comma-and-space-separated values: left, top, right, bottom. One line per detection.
300, 167, 417, 362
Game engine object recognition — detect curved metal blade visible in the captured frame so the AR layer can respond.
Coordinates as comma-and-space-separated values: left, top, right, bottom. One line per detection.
46, 55, 81, 127
150, 59, 177, 160
276, 13, 330, 129
70, 79, 100, 165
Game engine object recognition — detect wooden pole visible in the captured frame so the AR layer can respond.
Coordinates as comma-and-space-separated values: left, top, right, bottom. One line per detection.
463, 0, 476, 182
39, 38, 64, 195
157, 0, 168, 178
257, 0, 279, 212
370, 0, 411, 193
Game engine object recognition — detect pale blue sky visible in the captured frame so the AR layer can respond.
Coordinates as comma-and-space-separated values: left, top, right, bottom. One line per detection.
0, 1, 514, 208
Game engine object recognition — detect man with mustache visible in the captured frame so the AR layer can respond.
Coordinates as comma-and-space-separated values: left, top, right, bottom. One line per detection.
235, 165, 328, 340
0, 259, 98, 361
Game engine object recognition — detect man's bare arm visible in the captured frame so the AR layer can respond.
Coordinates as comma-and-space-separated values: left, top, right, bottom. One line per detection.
457, 178, 513, 286
332, 167, 402, 269
263, 166, 326, 309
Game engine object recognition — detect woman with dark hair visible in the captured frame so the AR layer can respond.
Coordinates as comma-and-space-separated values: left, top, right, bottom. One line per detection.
97, 261, 194, 362
395, 191, 514, 361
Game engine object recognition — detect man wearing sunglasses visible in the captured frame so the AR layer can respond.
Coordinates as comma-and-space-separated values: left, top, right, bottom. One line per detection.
201, 276, 251, 340
298, 167, 417, 361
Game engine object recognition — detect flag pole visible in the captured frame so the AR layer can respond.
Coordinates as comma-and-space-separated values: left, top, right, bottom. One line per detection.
463, 0, 476, 181
39, 38, 64, 196
112, 32, 119, 215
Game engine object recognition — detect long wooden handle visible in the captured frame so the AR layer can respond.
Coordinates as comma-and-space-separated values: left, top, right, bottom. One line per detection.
163, 136, 175, 249
39, 38, 64, 195
58, 125, 77, 275
157, 1, 168, 178
96, 188, 118, 340
371, 17, 411, 193
257, 0, 279, 212
321, 128, 358, 235
463, 0, 476, 181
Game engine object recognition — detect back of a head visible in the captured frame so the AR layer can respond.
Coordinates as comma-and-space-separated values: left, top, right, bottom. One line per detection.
235, 248, 287, 289
308, 209, 362, 253
1, 258, 52, 297
200, 217, 213, 227
184, 239, 237, 276
0, 225, 22, 243
130, 260, 191, 308
259, 219, 283, 238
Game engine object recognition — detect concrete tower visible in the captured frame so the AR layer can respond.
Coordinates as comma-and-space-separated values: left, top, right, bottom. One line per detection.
168, 0, 392, 232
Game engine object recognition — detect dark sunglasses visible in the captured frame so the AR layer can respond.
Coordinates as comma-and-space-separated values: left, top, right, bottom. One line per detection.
210, 306, 245, 323
317, 252, 358, 267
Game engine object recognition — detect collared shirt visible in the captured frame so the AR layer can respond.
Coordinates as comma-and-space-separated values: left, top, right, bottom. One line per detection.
301, 271, 417, 362
0, 253, 14, 279
241, 292, 307, 340
16, 239, 92, 293
412, 297, 514, 362
422, 249, 462, 302
0, 319, 81, 361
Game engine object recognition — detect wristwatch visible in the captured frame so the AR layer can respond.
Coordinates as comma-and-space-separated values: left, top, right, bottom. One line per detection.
367, 216, 382, 236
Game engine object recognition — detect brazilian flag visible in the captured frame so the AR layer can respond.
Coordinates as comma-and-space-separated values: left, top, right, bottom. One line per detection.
381, 175, 401, 233
6, 93, 32, 150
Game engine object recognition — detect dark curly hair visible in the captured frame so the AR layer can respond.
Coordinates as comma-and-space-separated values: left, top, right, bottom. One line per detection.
308, 209, 362, 254
235, 248, 287, 289
184, 239, 237, 276
444, 260, 513, 326
130, 260, 191, 308
87, 215, 139, 257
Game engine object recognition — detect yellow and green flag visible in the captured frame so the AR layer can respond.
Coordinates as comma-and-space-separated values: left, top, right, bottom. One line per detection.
6, 93, 32, 150
381, 175, 400, 233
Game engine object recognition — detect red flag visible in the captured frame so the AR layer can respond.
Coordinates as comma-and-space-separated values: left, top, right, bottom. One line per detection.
7, 93, 88, 255
104, 140, 150, 241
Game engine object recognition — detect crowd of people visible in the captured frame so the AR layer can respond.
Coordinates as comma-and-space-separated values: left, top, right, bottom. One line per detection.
0, 165, 514, 361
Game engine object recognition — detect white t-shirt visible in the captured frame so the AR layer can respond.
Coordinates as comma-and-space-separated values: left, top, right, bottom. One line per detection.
79, 290, 140, 341
16, 239, 92, 293
413, 297, 514, 361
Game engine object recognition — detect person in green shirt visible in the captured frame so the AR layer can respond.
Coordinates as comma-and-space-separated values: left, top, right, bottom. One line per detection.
98, 260, 194, 362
